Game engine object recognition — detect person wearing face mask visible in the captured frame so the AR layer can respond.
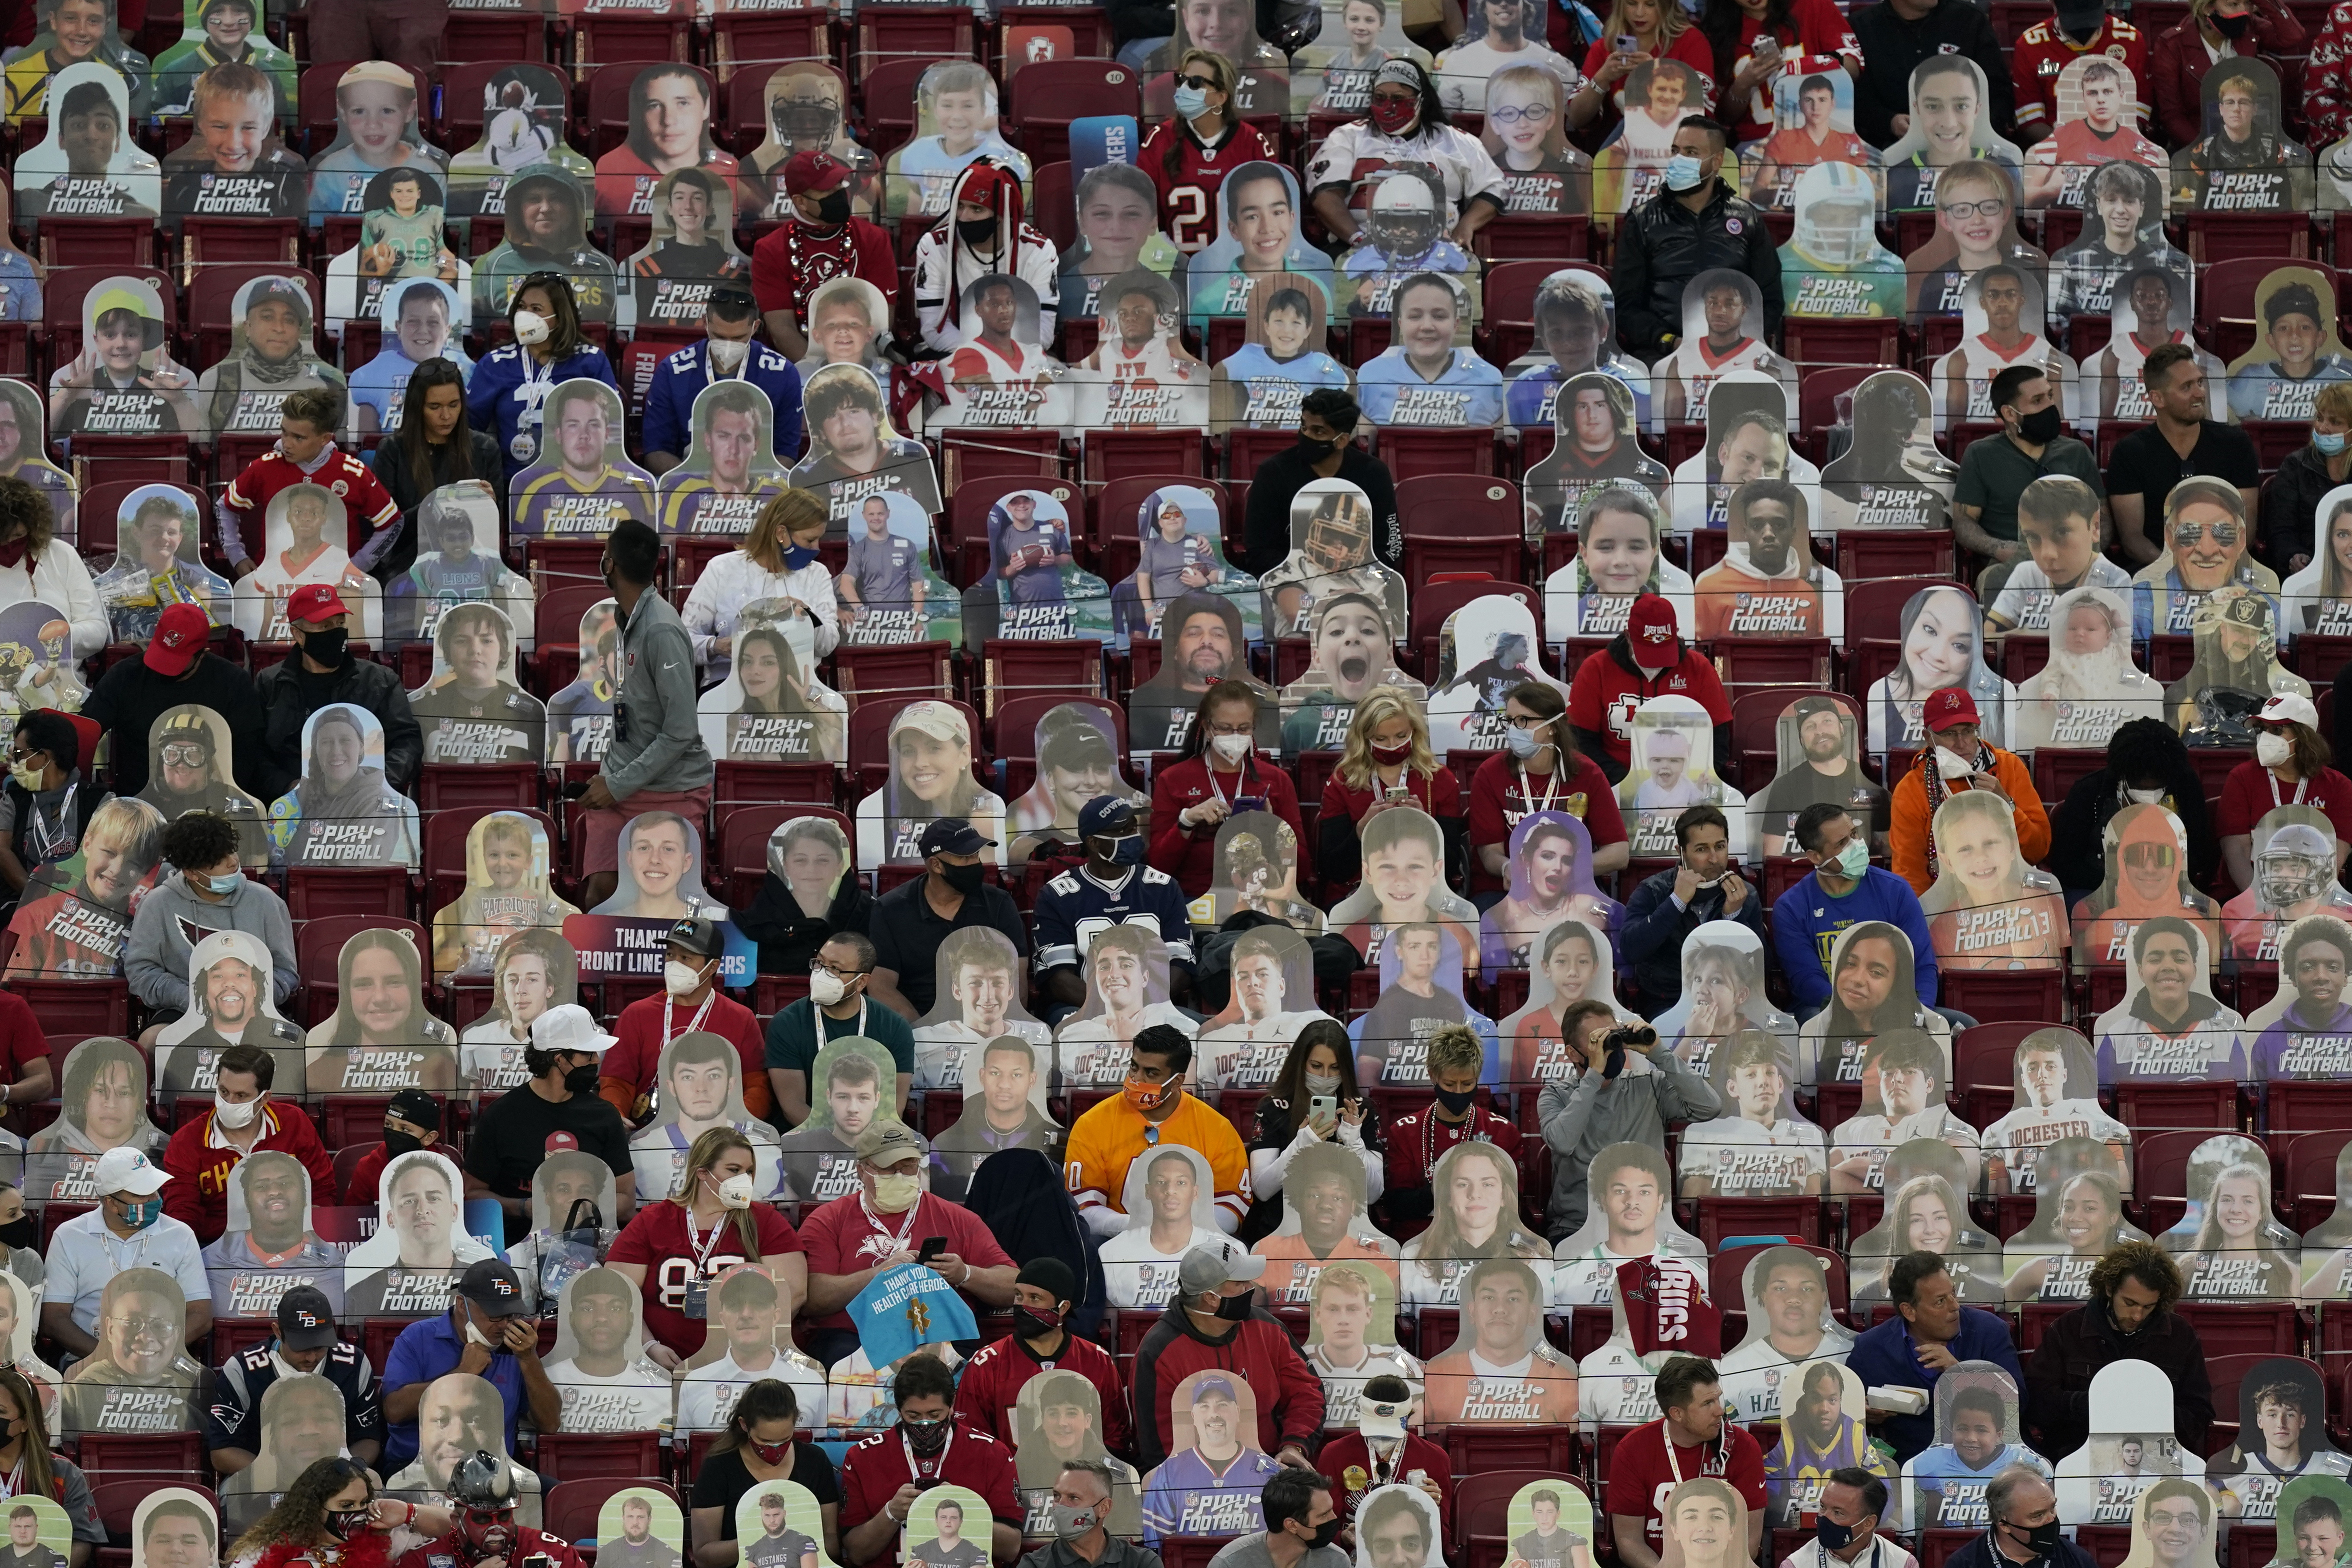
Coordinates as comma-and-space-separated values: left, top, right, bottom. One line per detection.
841, 1354, 1023, 1568
229, 1456, 460, 1568
1768, 802, 1938, 1018
602, 916, 775, 1122
1242, 388, 1399, 576
2044, 717, 2218, 898
0, 710, 102, 918
39, 1146, 210, 1358
1317, 692, 1462, 897
1033, 798, 1197, 1016
465, 272, 622, 488
1131, 1238, 1323, 1476
157, 1043, 331, 1246
1566, 593, 1734, 780
867, 818, 1031, 1023
207, 1287, 386, 1478
123, 811, 299, 1032
1888, 687, 2050, 897
954, 1258, 1134, 1453
1190, 1470, 1345, 1568
83, 600, 264, 802
1016, 1458, 1163, 1568
800, 1122, 1017, 1369
460, 1004, 635, 1247
1148, 682, 1307, 899
1955, 367, 2108, 572
1311, 1376, 1451, 1535
379, 1262, 559, 1472
1778, 1470, 1915, 1568
752, 150, 897, 363
765, 934, 914, 1130
641, 286, 805, 476
606, 1128, 809, 1366
2216, 693, 2352, 889
1467, 679, 1629, 899
337, 1090, 442, 1206
384, 1451, 581, 1568
1942, 1470, 2093, 1568
682, 488, 839, 687
2263, 382, 2352, 575
1609, 116, 1782, 362
913, 158, 1061, 355
1305, 59, 1506, 256
687, 1379, 844, 1568
1066, 1025, 1251, 1241
252, 583, 423, 802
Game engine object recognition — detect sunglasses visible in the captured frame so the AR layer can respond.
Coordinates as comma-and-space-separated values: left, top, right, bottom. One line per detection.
1177, 73, 1217, 89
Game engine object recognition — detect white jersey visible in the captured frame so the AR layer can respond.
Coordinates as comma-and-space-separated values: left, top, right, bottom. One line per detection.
1982, 1100, 2130, 1193
1199, 1013, 1326, 1090
1306, 1341, 1425, 1429
674, 1348, 828, 1433
1431, 37, 1584, 110
1100, 1223, 1224, 1309
1677, 1115, 1827, 1196
1718, 1329, 1855, 1423
548, 1361, 673, 1432
1576, 1339, 1670, 1431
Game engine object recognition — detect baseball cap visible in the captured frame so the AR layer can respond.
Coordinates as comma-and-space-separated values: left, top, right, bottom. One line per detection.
1923, 687, 1980, 732
94, 1146, 169, 1197
2260, 693, 2321, 730
855, 1121, 925, 1166
1627, 594, 1679, 658
1176, 1238, 1266, 1298
455, 1259, 526, 1314
275, 1286, 338, 1351
1076, 796, 1137, 841
1358, 1377, 1412, 1440
530, 1002, 618, 1055
918, 818, 996, 858
667, 915, 725, 960
286, 583, 349, 626
784, 149, 851, 197
387, 1088, 441, 1131
145, 602, 211, 677
543, 1130, 580, 1154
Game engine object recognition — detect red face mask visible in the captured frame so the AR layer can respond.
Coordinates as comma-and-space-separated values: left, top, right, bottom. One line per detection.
1368, 95, 1418, 134
752, 1437, 795, 1465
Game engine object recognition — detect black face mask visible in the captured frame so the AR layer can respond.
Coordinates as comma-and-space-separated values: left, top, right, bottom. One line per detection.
300, 626, 350, 669
814, 190, 853, 224
2015, 405, 2065, 444
1296, 1519, 1342, 1551
600, 553, 619, 597
902, 1416, 952, 1456
563, 1063, 601, 1096
2212, 8, 2251, 33
1434, 1085, 1478, 1116
1295, 434, 1344, 462
938, 860, 986, 896
1013, 1305, 1063, 1339
0, 1218, 32, 1251
1212, 1288, 1256, 1321
958, 216, 998, 248
383, 1127, 425, 1158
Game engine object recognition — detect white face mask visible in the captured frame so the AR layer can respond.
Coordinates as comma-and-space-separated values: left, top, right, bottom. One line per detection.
711, 1172, 757, 1210
708, 336, 750, 372
214, 1093, 260, 1129
664, 959, 709, 996
464, 1318, 496, 1348
2126, 786, 2167, 805
1211, 733, 1252, 764
1934, 745, 1974, 780
512, 310, 551, 347
808, 967, 849, 1007
2258, 732, 2295, 769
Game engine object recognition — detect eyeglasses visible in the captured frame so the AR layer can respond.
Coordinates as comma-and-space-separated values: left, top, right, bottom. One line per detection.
1177, 73, 1217, 89
1938, 198, 2008, 219
110, 1314, 175, 1340
1487, 103, 1553, 125
812, 959, 868, 981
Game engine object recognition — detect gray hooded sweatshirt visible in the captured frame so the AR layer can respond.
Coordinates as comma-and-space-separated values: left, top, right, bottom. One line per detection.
1537, 1049, 1721, 1239
124, 870, 300, 1012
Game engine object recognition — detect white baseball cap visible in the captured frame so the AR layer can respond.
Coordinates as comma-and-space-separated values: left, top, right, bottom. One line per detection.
2259, 693, 2321, 730
530, 1003, 618, 1055
94, 1146, 169, 1197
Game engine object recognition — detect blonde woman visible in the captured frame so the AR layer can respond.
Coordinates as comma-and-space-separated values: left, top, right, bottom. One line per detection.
1319, 687, 1462, 890
861, 700, 1007, 867
681, 488, 839, 683
607, 1126, 808, 1366
1572, 0, 1711, 129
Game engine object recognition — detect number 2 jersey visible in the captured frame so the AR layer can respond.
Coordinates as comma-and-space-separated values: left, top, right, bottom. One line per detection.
1140, 118, 1278, 253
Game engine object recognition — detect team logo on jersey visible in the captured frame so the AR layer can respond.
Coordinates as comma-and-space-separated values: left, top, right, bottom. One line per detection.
331, 479, 350, 496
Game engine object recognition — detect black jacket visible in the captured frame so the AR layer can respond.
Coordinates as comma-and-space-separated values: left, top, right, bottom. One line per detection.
255, 654, 424, 801
2263, 442, 2339, 574
2024, 1298, 2213, 1462
1610, 180, 1783, 362
1849, 0, 2015, 149
1242, 443, 1400, 577
2047, 769, 2220, 899
1617, 863, 1766, 1003
83, 652, 265, 799
736, 871, 875, 979
369, 429, 506, 582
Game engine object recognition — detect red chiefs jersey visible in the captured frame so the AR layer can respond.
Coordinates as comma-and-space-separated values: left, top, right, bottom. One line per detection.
1140, 118, 1275, 252
396, 1528, 585, 1568
2011, 17, 2149, 127
1564, 645, 1733, 766
222, 446, 399, 560
952, 1329, 1134, 1454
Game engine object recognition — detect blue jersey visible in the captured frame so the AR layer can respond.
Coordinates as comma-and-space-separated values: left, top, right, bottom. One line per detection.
1505, 359, 1651, 429
1139, 1448, 1281, 1544
1032, 864, 1196, 974
0, 249, 40, 324
2227, 358, 2352, 422
1908, 1443, 2047, 1528
464, 343, 621, 484
1218, 344, 1352, 429
1357, 348, 1504, 427
640, 338, 805, 465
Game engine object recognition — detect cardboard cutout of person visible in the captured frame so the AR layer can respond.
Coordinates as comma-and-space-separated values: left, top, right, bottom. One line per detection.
656, 381, 787, 539
792, 364, 945, 532
545, 1265, 671, 1431
509, 379, 654, 538
1071, 269, 1208, 432
384, 480, 531, 647
1615, 693, 1749, 858
267, 704, 420, 870
2299, 1142, 2352, 1297
2054, 1392, 2206, 1525
1251, 1140, 1399, 1303
2131, 476, 2283, 644
1981, 1028, 2131, 1198
628, 1031, 784, 1202
1779, 163, 1904, 321
133, 704, 269, 867
933, 278, 1071, 434
469, 164, 618, 328
1504, 269, 1654, 433
1818, 370, 1956, 529
2092, 915, 2247, 1083
1275, 590, 1427, 754
304, 928, 458, 1095
0, 1491, 75, 1568
1195, 812, 1326, 933
2272, 1479, 2352, 1568
1185, 162, 1336, 334
1823, 1030, 1979, 1194
1118, 484, 1261, 649
152, 928, 305, 1105
1501, 1482, 1597, 1568
1138, 1370, 1282, 1544
548, 599, 619, 765
2049, 161, 2191, 339
772, 1037, 908, 1205
1004, 702, 1147, 863
853, 702, 1008, 869
596, 1490, 686, 1568
624, 167, 751, 333
881, 63, 1029, 224
1346, 924, 1501, 1089
2248, 906, 2352, 1081
1656, 1479, 1758, 1568
0, 601, 84, 719
305, 60, 449, 225
1428, 593, 1567, 751
149, 0, 292, 121
1479, 811, 1621, 982
445, 66, 592, 224
1650, 920, 1799, 1079
1289, 0, 1429, 116
47, 275, 196, 438
1540, 476, 1688, 641
2069, 802, 2223, 971
1863, 583, 2012, 753
3, 798, 162, 983
200, 1151, 340, 1319
433, 811, 577, 981
1654, 270, 1800, 429
2013, 585, 2166, 752
1896, 1363, 2048, 1529
196, 275, 346, 441
1669, 373, 1827, 540
2281, 484, 2352, 635
2167, 584, 2307, 746
1929, 267, 2076, 433
1431, 0, 1579, 110
1747, 696, 1887, 857
97, 482, 227, 643
12, 61, 158, 223
232, 483, 383, 645
1101, 1145, 1224, 1310
929, 1034, 1063, 1203
1848, 1140, 2004, 1303
1011, 1370, 1145, 1539
1053, 925, 1198, 1084
675, 1259, 826, 1433
911, 926, 1053, 1093
1986, 476, 2136, 636
1718, 1246, 1855, 1419
2223, 818, 2352, 968
834, 490, 959, 648
1747, 69, 1876, 211
128, 1492, 217, 1568
1592, 60, 1712, 214
1212, 270, 1353, 433
501, 1149, 616, 1310
795, 277, 892, 380
2225, 266, 2352, 422
60, 1266, 202, 1435
1475, 65, 1592, 219
1260, 476, 1409, 637
2201, 1361, 2349, 1516
1902, 158, 2048, 326
1764, 1360, 1889, 1526
1398, 1140, 1554, 1309
4, 0, 146, 122
1502, 915, 1641, 1090
321, 171, 464, 339
694, 601, 847, 766
341, 1149, 495, 1317
1302, 1258, 1421, 1429
731, 1482, 832, 1568
591, 64, 739, 222
569, 818, 736, 981
2004, 1143, 2153, 1302
740, 62, 879, 226
1195, 925, 1334, 1090
1338, 167, 1476, 324
2151, 1132, 2301, 1299
1354, 1486, 1447, 1568
1549, 1141, 1705, 1306
1578, 1258, 1722, 1431
1326, 809, 1480, 972
2081, 263, 2218, 430
1921, 790, 2068, 968
382, 1371, 543, 1522
2023, 56, 2168, 210
2172, 58, 2312, 214
1677, 1032, 1828, 1198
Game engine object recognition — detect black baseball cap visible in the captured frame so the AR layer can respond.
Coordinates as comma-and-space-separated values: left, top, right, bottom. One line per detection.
455, 1260, 525, 1315
388, 1089, 440, 1131
276, 1286, 338, 1351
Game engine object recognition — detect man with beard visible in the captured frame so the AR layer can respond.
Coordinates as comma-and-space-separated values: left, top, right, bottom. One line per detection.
1250, 1148, 1393, 1306
1422, 1257, 1579, 1423
1981, 1032, 2129, 1197
197, 1149, 340, 1317
1754, 699, 1885, 856
1693, 480, 1828, 640
1128, 592, 1271, 754
2108, 351, 2261, 574
2094, 915, 2249, 1081
60, 1268, 204, 1435
598, 1497, 677, 1568
544, 1266, 669, 1432
391, 1449, 574, 1568
1199, 932, 1325, 1087
515, 384, 653, 537
2247, 917, 2352, 1078
1718, 1248, 1853, 1423
1553, 1142, 1699, 1299
413, 605, 545, 765
787, 365, 942, 528
751, 150, 894, 359
1138, 1373, 1285, 1544
198, 281, 345, 440
471, 165, 618, 326
742, 1492, 816, 1568
24, 79, 158, 221
1901, 1384, 2047, 1528
2165, 587, 2293, 735
136, 709, 268, 867
655, 378, 788, 534
160, 62, 304, 219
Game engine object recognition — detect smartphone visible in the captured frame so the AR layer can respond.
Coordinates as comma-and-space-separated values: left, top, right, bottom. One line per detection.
917, 1236, 947, 1263
1615, 32, 1635, 48
1234, 796, 1266, 814
1309, 1094, 1338, 1123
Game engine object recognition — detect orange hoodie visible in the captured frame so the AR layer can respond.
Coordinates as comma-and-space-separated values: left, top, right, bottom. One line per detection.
1889, 745, 2051, 894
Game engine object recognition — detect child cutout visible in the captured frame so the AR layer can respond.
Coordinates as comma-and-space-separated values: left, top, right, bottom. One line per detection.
2224, 819, 2352, 968
160, 63, 305, 222
1550, 1142, 1705, 1307
1847, 1140, 2004, 1303
1012, 1370, 1144, 1539
1650, 919, 1798, 1079
545, 1265, 671, 1432
2268, 1479, 2352, 1567
58, 1265, 201, 1436
1980, 1028, 2132, 1199
1764, 1360, 1890, 1526
1615, 693, 1750, 859
853, 702, 1009, 870
629, 1031, 784, 1203
2249, 904, 2352, 1083
1540, 476, 1689, 643
149, 0, 291, 120
1325, 807, 1477, 972
1921, 790, 2069, 969
1930, 268, 2076, 435
152, 929, 304, 1106
1428, 593, 1569, 753
2012, 587, 2165, 752
382, 480, 529, 647
2173, 59, 2311, 214
882, 63, 1029, 224
1653, 270, 1799, 430
303, 928, 458, 1095
1896, 1363, 2047, 1529
2092, 916, 2247, 1084
306, 60, 448, 224
1479, 813, 1621, 984
1058, 161, 1181, 325
1818, 371, 1956, 531
1479, 67, 1593, 218
2004, 1142, 2151, 1302
2155, 1133, 2301, 1299
1503, 269, 1655, 435
1275, 592, 1425, 754
1354, 273, 1501, 429
1101, 1145, 1224, 1310
1398, 1140, 1553, 1309
47, 276, 196, 438
2227, 268, 2352, 423
1211, 272, 1354, 434
1184, 162, 1336, 336
912, 926, 1053, 1094
1657, 1478, 1758, 1568
22, 1037, 163, 1202
1903, 160, 2048, 323
432, 812, 577, 980
1676, 1032, 1829, 1198
1591, 60, 1712, 213
2049, 162, 2192, 341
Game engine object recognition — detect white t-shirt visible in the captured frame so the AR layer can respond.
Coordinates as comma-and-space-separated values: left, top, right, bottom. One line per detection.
548, 1360, 674, 1432
675, 1348, 828, 1433
1101, 1223, 1224, 1309
1717, 1330, 1855, 1423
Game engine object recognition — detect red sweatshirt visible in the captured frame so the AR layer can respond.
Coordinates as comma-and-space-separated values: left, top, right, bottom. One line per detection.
954, 1328, 1134, 1455
1148, 752, 1305, 898
1316, 1431, 1453, 1531
1132, 1302, 1327, 1471
161, 1101, 335, 1244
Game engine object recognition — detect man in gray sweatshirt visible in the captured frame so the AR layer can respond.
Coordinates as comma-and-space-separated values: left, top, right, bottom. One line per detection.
1537, 998, 1719, 1241
575, 517, 714, 910
125, 811, 299, 1043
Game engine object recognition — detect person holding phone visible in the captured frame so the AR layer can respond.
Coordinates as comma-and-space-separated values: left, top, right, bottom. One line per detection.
1318, 692, 1463, 897
1241, 1021, 1384, 1242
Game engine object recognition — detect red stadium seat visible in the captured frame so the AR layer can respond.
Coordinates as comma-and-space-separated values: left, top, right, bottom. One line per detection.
33, 217, 159, 270
77, 1433, 205, 1483
186, 265, 326, 372
854, 5, 975, 66
286, 866, 413, 923
832, 644, 956, 705
416, 762, 542, 814
443, 11, 548, 60
1835, 531, 1956, 584
1938, 971, 2067, 1026
299, 915, 430, 1029
1475, 260, 1561, 367
2280, 1130, 2352, 1230
2184, 214, 2315, 266
715, 804, 854, 906
1439, 1425, 1576, 1475
3, 979, 127, 1038
711, 14, 833, 81
75, 479, 206, 562
1691, 1199, 1827, 1250
1474, 213, 1588, 264
981, 641, 1105, 722
2176, 1302, 2304, 1359
1376, 428, 1498, 480
1080, 429, 1207, 486
1006, 59, 1140, 167
537, 1432, 667, 1483
542, 1477, 685, 1545
212, 1316, 275, 1362
2112, 1081, 2242, 1138
992, 693, 1124, 769
1782, 318, 1901, 370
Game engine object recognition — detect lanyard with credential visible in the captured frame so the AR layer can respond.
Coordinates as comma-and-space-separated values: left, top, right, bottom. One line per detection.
2271, 771, 2310, 810
664, 990, 718, 1044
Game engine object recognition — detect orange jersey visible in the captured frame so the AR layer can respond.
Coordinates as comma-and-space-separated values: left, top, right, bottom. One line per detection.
1693, 560, 1827, 639
2011, 18, 2149, 127
1760, 125, 1873, 169
1422, 1346, 1580, 1424
1063, 1094, 1252, 1224
1251, 1233, 1402, 1306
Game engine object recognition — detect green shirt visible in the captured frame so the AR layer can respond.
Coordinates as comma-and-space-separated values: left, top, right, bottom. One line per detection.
1953, 430, 2105, 543
763, 996, 916, 1121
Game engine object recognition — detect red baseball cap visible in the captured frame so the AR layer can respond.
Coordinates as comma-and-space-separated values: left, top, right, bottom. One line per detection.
1627, 593, 1680, 658
144, 602, 210, 677
286, 584, 350, 626
543, 1131, 580, 1154
784, 150, 850, 197
1924, 686, 1980, 732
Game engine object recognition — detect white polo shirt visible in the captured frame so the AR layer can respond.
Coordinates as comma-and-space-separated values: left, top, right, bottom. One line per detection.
43, 1208, 209, 1336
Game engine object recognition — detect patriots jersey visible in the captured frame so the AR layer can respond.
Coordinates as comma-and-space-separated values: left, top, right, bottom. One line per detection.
1033, 864, 1196, 973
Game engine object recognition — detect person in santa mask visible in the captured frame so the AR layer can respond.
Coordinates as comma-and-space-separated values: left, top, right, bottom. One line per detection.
752, 150, 897, 363
913, 158, 1062, 354
227, 1455, 464, 1568
1887, 686, 2049, 896
641, 286, 806, 477
601, 916, 773, 1123
954, 1258, 1133, 1453
1606, 116, 1783, 361
462, 1003, 636, 1247
389, 1450, 583, 1568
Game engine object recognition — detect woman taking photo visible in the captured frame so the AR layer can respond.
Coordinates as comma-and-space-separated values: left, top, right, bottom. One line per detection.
1318, 687, 1462, 892
226, 1457, 457, 1568
465, 272, 620, 486
1570, 0, 1714, 132
2216, 693, 2352, 890
1467, 679, 1627, 899
682, 488, 839, 685
1141, 50, 1272, 251
368, 358, 501, 581
1240, 1019, 1384, 1242
607, 1127, 807, 1366
687, 1379, 840, 1568
1695, 0, 1855, 145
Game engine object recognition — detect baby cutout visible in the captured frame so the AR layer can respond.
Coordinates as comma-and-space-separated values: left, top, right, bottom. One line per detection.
1818, 370, 1957, 530
1980, 1027, 2132, 1198
2013, 586, 2165, 753
2004, 1138, 2154, 1302
153, 928, 303, 1106
2155, 1132, 2301, 1300
1616, 693, 1749, 859
1897, 1362, 2048, 1529
1652, 919, 1799, 1080
1549, 1141, 1705, 1308
1848, 1139, 2004, 1303
1479, 811, 1621, 984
